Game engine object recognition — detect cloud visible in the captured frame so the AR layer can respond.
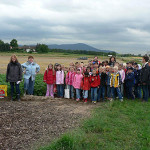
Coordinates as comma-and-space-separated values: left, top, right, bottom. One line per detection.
0, 0, 150, 54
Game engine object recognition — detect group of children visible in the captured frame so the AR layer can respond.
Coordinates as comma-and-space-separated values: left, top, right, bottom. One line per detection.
43, 56, 150, 103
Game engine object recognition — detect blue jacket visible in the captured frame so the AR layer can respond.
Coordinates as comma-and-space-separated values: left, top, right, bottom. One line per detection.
125, 72, 135, 87
21, 61, 40, 80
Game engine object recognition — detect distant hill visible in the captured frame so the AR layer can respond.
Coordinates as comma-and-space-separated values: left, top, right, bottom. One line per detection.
48, 43, 114, 53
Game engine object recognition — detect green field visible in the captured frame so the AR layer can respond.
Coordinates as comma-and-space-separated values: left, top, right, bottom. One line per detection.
39, 100, 150, 150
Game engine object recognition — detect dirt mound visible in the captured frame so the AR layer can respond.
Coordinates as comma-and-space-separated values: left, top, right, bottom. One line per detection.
21, 95, 51, 101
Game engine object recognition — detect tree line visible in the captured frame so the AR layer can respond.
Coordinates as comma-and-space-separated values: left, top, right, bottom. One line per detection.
1, 39, 142, 57
0, 39, 18, 52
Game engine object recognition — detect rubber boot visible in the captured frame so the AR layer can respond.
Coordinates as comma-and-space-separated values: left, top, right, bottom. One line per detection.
84, 98, 88, 103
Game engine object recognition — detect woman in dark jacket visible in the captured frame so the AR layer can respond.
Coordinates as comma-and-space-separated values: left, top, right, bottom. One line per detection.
108, 56, 116, 67
6, 54, 22, 101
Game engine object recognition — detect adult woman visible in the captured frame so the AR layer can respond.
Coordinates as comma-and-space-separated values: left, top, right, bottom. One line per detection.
108, 56, 116, 67
22, 56, 40, 95
6, 54, 22, 101
140, 55, 149, 102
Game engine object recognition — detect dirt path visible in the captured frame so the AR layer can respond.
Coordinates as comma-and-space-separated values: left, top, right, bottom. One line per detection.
0, 97, 96, 150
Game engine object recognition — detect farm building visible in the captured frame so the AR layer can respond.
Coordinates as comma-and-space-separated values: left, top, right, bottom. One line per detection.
18, 45, 36, 52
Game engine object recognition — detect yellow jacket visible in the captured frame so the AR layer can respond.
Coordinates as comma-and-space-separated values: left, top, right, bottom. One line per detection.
110, 73, 120, 88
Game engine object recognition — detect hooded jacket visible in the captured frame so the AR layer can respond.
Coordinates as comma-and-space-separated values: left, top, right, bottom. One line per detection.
65, 71, 75, 85
6, 62, 22, 82
73, 73, 83, 89
81, 76, 91, 90
21, 61, 40, 81
43, 69, 56, 84
90, 74, 100, 88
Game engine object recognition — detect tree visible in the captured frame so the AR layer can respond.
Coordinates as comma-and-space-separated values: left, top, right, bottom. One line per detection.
10, 39, 18, 48
36, 44, 49, 53
0, 40, 10, 51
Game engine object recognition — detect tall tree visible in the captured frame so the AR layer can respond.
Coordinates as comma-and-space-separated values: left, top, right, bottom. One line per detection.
10, 39, 18, 48
36, 44, 49, 53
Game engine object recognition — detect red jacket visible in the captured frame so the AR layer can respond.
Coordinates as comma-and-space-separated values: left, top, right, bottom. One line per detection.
43, 69, 56, 84
90, 75, 100, 87
81, 76, 90, 90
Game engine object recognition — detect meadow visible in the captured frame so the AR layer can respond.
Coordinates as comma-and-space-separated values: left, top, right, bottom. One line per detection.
1, 52, 148, 150
40, 100, 150, 150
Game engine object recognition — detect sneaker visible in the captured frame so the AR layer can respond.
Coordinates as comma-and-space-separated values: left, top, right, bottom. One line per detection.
76, 98, 80, 102
110, 98, 113, 102
120, 99, 123, 102
92, 101, 97, 104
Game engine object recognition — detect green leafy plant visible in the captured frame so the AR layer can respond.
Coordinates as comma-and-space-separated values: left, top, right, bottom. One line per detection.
0, 74, 46, 97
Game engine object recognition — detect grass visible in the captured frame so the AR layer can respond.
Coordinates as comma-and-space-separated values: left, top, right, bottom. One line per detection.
39, 99, 150, 150
0, 51, 104, 58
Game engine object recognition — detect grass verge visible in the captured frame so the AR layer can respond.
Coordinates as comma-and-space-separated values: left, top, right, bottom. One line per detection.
39, 99, 150, 150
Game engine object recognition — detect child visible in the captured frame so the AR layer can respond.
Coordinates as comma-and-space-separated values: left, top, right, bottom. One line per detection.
65, 67, 75, 99
125, 67, 135, 100
81, 71, 90, 103
93, 62, 99, 74
73, 68, 83, 101
98, 67, 107, 102
56, 64, 64, 98
43, 64, 56, 98
118, 64, 125, 96
90, 68, 100, 104
106, 66, 111, 99
86, 67, 92, 76
110, 66, 123, 101
134, 65, 142, 99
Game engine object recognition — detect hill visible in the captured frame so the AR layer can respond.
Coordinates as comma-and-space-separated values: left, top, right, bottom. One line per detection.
48, 43, 114, 53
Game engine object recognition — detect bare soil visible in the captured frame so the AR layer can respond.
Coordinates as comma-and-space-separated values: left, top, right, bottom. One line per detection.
0, 96, 96, 150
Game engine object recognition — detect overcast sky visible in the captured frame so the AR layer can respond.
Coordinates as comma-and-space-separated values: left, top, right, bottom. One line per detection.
0, 0, 150, 54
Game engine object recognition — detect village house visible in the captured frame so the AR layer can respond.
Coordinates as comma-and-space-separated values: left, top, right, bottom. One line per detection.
18, 45, 36, 52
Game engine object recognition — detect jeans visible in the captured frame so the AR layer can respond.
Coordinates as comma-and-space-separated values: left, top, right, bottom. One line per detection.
126, 85, 134, 99
46, 84, 54, 97
111, 87, 122, 100
83, 90, 88, 99
97, 86, 105, 101
10, 82, 20, 97
76, 89, 81, 99
24, 78, 35, 95
68, 85, 74, 98
134, 85, 142, 99
142, 85, 149, 101
91, 87, 98, 102
57, 84, 64, 97
119, 84, 124, 96
107, 85, 111, 98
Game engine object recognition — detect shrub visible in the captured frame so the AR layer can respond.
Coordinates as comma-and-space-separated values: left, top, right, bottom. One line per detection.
0, 74, 46, 97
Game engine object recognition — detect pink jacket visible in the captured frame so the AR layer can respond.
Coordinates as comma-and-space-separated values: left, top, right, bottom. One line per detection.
73, 73, 83, 89
65, 71, 75, 85
56, 70, 64, 84
119, 69, 125, 83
